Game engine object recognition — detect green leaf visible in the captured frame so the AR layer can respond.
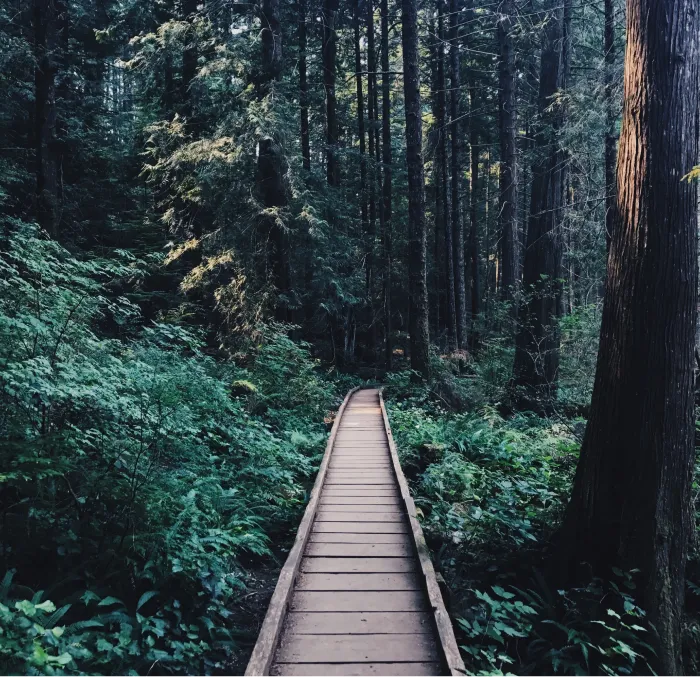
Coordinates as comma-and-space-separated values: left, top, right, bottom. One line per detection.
137, 590, 159, 611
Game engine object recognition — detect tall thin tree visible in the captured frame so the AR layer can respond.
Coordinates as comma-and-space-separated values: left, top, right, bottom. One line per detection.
497, 0, 518, 301
437, 0, 457, 350
257, 0, 289, 314
401, 0, 430, 376
511, 0, 567, 408
449, 0, 468, 349
322, 0, 339, 185
381, 0, 393, 368
561, 0, 699, 672
299, 0, 311, 171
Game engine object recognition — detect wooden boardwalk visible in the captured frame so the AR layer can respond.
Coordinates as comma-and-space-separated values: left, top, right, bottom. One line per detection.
246, 388, 465, 676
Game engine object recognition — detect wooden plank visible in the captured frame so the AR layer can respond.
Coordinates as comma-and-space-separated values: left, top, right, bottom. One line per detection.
378, 390, 466, 677
276, 634, 439, 663
324, 479, 395, 485
284, 611, 434, 635
322, 488, 399, 496
271, 662, 441, 676
244, 387, 360, 677
319, 503, 404, 512
320, 496, 402, 505
315, 512, 404, 522
305, 542, 414, 557
313, 522, 407, 534
290, 590, 428, 612
296, 572, 420, 590
301, 557, 417, 573
309, 532, 410, 544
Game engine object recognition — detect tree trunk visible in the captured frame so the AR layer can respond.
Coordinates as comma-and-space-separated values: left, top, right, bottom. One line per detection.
299, 0, 311, 171
401, 0, 430, 377
603, 0, 616, 252
511, 0, 566, 409
322, 0, 339, 185
33, 0, 61, 236
497, 0, 517, 301
257, 0, 289, 315
449, 0, 468, 350
354, 0, 369, 249
437, 0, 457, 351
561, 0, 699, 672
367, 0, 377, 260
469, 83, 481, 322
381, 0, 393, 369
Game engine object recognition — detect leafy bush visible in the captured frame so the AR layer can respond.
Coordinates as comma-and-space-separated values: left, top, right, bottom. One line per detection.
0, 224, 338, 674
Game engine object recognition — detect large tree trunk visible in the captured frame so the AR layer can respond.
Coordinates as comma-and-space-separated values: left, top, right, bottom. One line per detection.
497, 0, 517, 301
511, 0, 567, 409
322, 0, 339, 185
299, 0, 311, 171
381, 0, 393, 369
257, 0, 289, 315
603, 0, 616, 252
436, 0, 457, 351
561, 0, 699, 673
401, 0, 430, 377
33, 0, 62, 236
448, 0, 468, 350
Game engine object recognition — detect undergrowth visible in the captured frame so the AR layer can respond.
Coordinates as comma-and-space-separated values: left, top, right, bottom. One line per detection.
0, 224, 341, 675
385, 364, 658, 676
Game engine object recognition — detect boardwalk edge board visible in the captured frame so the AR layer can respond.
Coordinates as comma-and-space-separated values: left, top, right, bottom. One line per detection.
378, 389, 467, 677
244, 386, 360, 677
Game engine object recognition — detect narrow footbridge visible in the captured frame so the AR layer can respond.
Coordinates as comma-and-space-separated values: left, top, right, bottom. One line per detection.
246, 388, 465, 676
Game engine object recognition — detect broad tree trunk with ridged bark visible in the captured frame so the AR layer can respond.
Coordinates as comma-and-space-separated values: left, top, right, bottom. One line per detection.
561, 0, 699, 673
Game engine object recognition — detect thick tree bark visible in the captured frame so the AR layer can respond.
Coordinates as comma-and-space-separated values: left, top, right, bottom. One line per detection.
381, 0, 393, 369
299, 0, 311, 171
33, 0, 61, 236
511, 0, 566, 408
469, 83, 481, 322
322, 0, 339, 185
401, 0, 430, 377
603, 0, 616, 252
437, 0, 457, 350
497, 0, 517, 301
561, 1, 699, 673
448, 0, 467, 351
257, 0, 289, 313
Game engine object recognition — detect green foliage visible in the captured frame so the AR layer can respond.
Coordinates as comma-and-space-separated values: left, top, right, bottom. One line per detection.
387, 400, 577, 549
459, 574, 655, 676
0, 225, 337, 674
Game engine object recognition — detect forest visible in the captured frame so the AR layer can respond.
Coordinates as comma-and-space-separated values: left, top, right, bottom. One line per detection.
0, 0, 698, 673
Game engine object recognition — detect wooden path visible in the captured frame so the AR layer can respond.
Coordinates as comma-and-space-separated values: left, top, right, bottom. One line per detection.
246, 388, 465, 676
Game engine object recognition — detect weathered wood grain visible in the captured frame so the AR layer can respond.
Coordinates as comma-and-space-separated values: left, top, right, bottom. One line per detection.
275, 634, 440, 663
301, 556, 416, 572
296, 572, 421, 590
290, 590, 428, 612
271, 663, 441, 676
283, 611, 433, 635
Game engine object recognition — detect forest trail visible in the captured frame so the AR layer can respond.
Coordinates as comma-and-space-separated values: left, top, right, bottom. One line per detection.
245, 389, 465, 676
